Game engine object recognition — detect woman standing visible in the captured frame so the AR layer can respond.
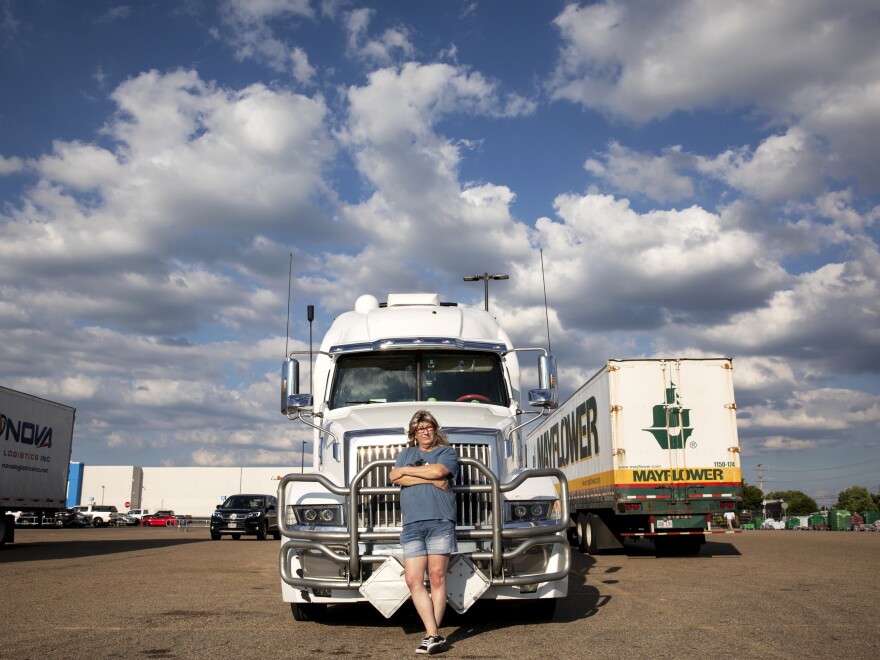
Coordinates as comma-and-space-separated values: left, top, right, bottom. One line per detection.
390, 410, 459, 655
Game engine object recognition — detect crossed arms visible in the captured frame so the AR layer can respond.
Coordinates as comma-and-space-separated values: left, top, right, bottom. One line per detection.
389, 463, 451, 491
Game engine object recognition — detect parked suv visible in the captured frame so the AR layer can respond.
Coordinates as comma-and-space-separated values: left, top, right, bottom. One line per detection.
126, 508, 150, 522
210, 494, 280, 541
71, 504, 118, 527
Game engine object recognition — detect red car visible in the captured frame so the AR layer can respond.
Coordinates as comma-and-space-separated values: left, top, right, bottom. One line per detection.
141, 510, 178, 527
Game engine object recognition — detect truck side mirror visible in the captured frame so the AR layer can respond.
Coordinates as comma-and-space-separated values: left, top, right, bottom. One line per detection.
281, 359, 313, 414
530, 354, 559, 409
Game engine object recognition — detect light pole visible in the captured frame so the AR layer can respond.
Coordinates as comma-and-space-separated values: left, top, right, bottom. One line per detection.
463, 272, 509, 311
757, 463, 766, 521
101, 485, 105, 505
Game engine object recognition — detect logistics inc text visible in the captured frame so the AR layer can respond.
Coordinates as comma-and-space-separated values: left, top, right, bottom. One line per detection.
3, 449, 51, 462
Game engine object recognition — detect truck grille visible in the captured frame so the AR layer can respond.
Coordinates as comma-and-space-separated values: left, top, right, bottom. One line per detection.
355, 443, 492, 529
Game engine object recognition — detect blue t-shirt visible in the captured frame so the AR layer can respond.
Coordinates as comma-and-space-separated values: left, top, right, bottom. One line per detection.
394, 445, 459, 525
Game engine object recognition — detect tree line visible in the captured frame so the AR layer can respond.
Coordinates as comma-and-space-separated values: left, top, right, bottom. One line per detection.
741, 484, 880, 516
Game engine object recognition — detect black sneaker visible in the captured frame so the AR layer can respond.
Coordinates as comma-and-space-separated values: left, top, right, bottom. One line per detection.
415, 635, 445, 654
425, 636, 445, 654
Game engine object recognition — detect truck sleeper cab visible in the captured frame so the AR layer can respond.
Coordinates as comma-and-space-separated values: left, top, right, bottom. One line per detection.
277, 293, 570, 621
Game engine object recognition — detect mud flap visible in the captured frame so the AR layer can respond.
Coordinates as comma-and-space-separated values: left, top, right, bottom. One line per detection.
445, 554, 489, 614
358, 556, 411, 618
592, 514, 624, 552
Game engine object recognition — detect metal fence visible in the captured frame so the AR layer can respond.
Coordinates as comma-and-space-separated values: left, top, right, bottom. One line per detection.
177, 517, 210, 531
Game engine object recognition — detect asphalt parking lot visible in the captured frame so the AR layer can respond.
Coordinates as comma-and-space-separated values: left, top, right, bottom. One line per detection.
1, 527, 878, 659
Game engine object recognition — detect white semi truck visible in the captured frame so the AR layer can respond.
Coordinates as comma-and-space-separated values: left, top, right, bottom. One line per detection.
525, 359, 742, 556
278, 293, 570, 621
1, 386, 76, 546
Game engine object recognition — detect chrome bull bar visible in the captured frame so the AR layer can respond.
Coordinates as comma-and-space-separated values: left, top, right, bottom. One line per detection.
278, 458, 570, 590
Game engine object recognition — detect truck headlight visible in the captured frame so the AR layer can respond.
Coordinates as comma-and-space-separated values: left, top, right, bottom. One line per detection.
291, 505, 343, 526
506, 500, 559, 522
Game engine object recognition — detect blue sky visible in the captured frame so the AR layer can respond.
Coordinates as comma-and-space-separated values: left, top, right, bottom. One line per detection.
2, 0, 879, 507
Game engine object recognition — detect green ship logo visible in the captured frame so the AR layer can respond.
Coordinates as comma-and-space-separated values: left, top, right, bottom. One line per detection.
643, 383, 693, 449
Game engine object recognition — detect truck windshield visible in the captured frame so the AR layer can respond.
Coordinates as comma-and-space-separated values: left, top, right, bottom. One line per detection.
329, 351, 507, 409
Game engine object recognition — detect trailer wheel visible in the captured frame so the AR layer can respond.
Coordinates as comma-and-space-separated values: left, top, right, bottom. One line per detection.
575, 513, 600, 554
575, 513, 588, 553
584, 514, 599, 555
291, 603, 326, 622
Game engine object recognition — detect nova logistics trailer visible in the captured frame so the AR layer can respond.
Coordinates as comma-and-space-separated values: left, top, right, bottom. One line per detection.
1, 386, 76, 546
525, 359, 743, 556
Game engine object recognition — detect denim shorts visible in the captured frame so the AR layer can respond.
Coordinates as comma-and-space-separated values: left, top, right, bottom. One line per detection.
400, 520, 457, 559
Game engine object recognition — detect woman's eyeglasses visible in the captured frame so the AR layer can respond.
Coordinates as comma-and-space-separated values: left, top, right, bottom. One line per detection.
416, 426, 435, 433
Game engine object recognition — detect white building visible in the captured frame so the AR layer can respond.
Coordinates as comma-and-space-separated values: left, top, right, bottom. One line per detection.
72, 464, 300, 517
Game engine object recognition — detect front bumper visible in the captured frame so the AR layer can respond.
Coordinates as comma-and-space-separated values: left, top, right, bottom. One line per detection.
278, 459, 570, 611
211, 520, 261, 534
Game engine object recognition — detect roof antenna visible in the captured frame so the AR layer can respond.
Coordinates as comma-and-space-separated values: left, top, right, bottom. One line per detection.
306, 303, 315, 474
540, 248, 552, 353
285, 253, 293, 356
307, 304, 315, 396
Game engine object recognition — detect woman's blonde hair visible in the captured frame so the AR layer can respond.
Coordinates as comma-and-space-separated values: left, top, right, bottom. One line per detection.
405, 409, 449, 447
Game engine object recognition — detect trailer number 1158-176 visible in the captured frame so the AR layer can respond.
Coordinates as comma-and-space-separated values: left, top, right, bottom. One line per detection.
714, 462, 736, 467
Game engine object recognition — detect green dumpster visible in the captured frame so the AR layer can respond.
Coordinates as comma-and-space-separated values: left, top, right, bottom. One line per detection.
827, 509, 851, 531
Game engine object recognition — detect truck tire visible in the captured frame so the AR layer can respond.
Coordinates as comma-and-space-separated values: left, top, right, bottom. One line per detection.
256, 521, 267, 540
291, 603, 326, 622
0, 514, 11, 546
